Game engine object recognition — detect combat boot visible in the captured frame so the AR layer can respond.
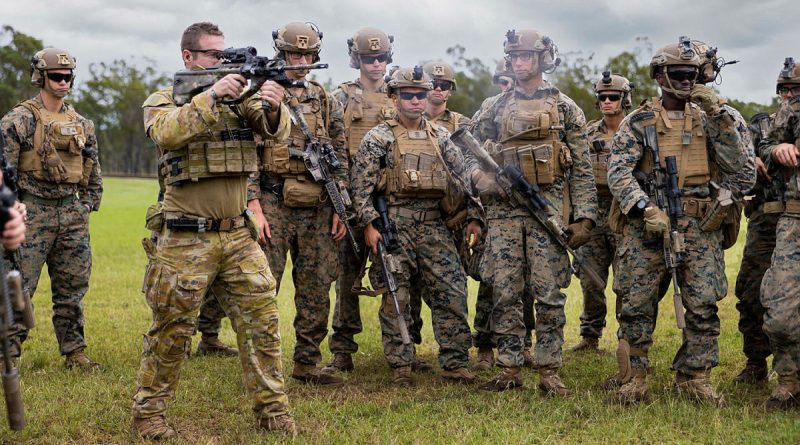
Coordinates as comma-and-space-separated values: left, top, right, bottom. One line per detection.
473, 348, 494, 371
766, 374, 800, 410
600, 339, 634, 390
570, 336, 600, 352
732, 359, 768, 385
196, 334, 238, 357
133, 415, 176, 440
64, 349, 101, 371
522, 349, 535, 368
321, 353, 354, 373
607, 367, 648, 405
441, 367, 477, 384
258, 413, 297, 437
411, 357, 434, 373
291, 362, 344, 387
479, 367, 523, 392
538, 368, 571, 397
674, 371, 725, 407
392, 366, 414, 387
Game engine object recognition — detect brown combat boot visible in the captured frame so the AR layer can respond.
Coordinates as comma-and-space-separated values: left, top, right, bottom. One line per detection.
522, 349, 535, 368
607, 367, 648, 405
196, 335, 238, 357
674, 371, 725, 407
64, 349, 101, 371
392, 366, 414, 387
291, 362, 344, 386
321, 353, 354, 373
538, 368, 571, 397
766, 374, 800, 410
732, 359, 768, 385
133, 415, 176, 441
570, 336, 600, 352
600, 339, 635, 390
258, 413, 297, 437
441, 367, 477, 384
479, 367, 523, 392
473, 348, 494, 371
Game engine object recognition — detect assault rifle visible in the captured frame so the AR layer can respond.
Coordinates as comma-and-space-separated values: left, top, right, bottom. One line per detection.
372, 196, 411, 345
173, 46, 328, 106
0, 182, 34, 431
283, 98, 360, 255
450, 128, 606, 290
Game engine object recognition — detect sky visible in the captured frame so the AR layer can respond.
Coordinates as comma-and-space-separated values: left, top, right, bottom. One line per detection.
4, 0, 799, 105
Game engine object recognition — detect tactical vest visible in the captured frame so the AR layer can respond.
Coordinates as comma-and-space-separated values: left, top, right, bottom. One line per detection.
588, 122, 613, 189
384, 119, 448, 199
341, 83, 394, 158
495, 92, 565, 185
430, 110, 463, 134
17, 99, 85, 184
637, 99, 710, 187
160, 99, 258, 186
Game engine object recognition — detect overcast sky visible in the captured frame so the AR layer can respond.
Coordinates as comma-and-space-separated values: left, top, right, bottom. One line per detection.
5, 0, 799, 104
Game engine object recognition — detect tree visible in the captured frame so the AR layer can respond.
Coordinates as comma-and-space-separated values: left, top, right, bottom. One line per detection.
441, 45, 498, 117
0, 25, 43, 114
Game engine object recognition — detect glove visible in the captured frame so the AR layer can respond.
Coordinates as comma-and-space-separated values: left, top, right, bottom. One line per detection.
643, 206, 669, 237
690, 84, 720, 115
566, 218, 594, 249
42, 148, 68, 183
472, 170, 506, 198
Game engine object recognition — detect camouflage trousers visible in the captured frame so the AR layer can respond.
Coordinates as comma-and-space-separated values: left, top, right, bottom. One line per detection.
760, 215, 800, 377
132, 227, 288, 420
11, 199, 92, 356
473, 283, 535, 350
370, 210, 472, 370
261, 192, 339, 366
734, 208, 777, 362
614, 216, 726, 373
328, 228, 366, 355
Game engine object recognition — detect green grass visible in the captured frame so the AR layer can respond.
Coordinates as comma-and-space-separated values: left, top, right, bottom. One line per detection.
1, 177, 798, 444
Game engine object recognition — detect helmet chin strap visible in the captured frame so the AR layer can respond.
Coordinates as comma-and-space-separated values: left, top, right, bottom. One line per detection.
662, 72, 691, 99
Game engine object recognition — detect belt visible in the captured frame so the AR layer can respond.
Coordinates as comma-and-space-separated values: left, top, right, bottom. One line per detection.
388, 206, 442, 223
681, 197, 712, 218
19, 192, 78, 207
759, 200, 786, 214
785, 200, 800, 214
164, 212, 247, 232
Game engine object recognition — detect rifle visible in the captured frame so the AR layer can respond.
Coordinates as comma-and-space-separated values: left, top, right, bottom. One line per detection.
640, 124, 686, 329
450, 128, 606, 290
0, 182, 34, 431
173, 46, 328, 106
283, 98, 360, 255
372, 196, 411, 345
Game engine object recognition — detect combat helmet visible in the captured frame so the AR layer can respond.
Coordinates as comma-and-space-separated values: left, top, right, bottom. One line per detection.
649, 36, 701, 98
776, 57, 800, 94
503, 29, 560, 75
423, 62, 457, 90
347, 27, 393, 68
594, 71, 634, 109
386, 66, 432, 97
272, 22, 323, 62
30, 47, 76, 87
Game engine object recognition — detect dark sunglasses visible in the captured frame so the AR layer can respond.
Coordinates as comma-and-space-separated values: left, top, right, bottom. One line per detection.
666, 69, 698, 82
46, 72, 74, 83
187, 48, 224, 60
598, 94, 621, 102
778, 85, 800, 95
360, 53, 389, 64
498, 79, 511, 87
398, 91, 428, 100
432, 80, 453, 91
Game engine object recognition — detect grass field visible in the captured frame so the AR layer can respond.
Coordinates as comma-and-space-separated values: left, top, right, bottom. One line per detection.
1, 177, 798, 444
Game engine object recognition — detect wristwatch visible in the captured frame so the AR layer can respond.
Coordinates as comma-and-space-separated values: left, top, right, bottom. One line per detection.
209, 88, 219, 101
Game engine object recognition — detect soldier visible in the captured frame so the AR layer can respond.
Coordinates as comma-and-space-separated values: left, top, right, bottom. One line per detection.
351, 66, 482, 386
259, 22, 347, 386
757, 57, 800, 409
325, 27, 396, 374
605, 37, 753, 406
570, 72, 634, 352
492, 59, 514, 93
132, 22, 295, 438
470, 29, 598, 394
0, 47, 103, 370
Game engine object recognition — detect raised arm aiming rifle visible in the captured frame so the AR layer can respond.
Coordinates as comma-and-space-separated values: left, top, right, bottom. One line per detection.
372, 196, 411, 345
450, 127, 606, 290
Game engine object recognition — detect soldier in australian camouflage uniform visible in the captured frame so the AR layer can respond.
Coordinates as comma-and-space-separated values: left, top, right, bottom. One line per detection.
469, 29, 597, 394
0, 47, 103, 370
570, 72, 634, 352
259, 22, 348, 386
757, 57, 800, 410
131, 22, 295, 439
605, 37, 753, 406
351, 66, 482, 386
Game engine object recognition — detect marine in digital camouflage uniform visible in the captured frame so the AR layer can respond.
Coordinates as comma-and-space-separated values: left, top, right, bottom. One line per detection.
325, 28, 396, 374
605, 37, 753, 406
131, 22, 294, 439
757, 57, 800, 410
0, 47, 103, 369
469, 30, 598, 394
259, 22, 348, 386
351, 66, 482, 386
